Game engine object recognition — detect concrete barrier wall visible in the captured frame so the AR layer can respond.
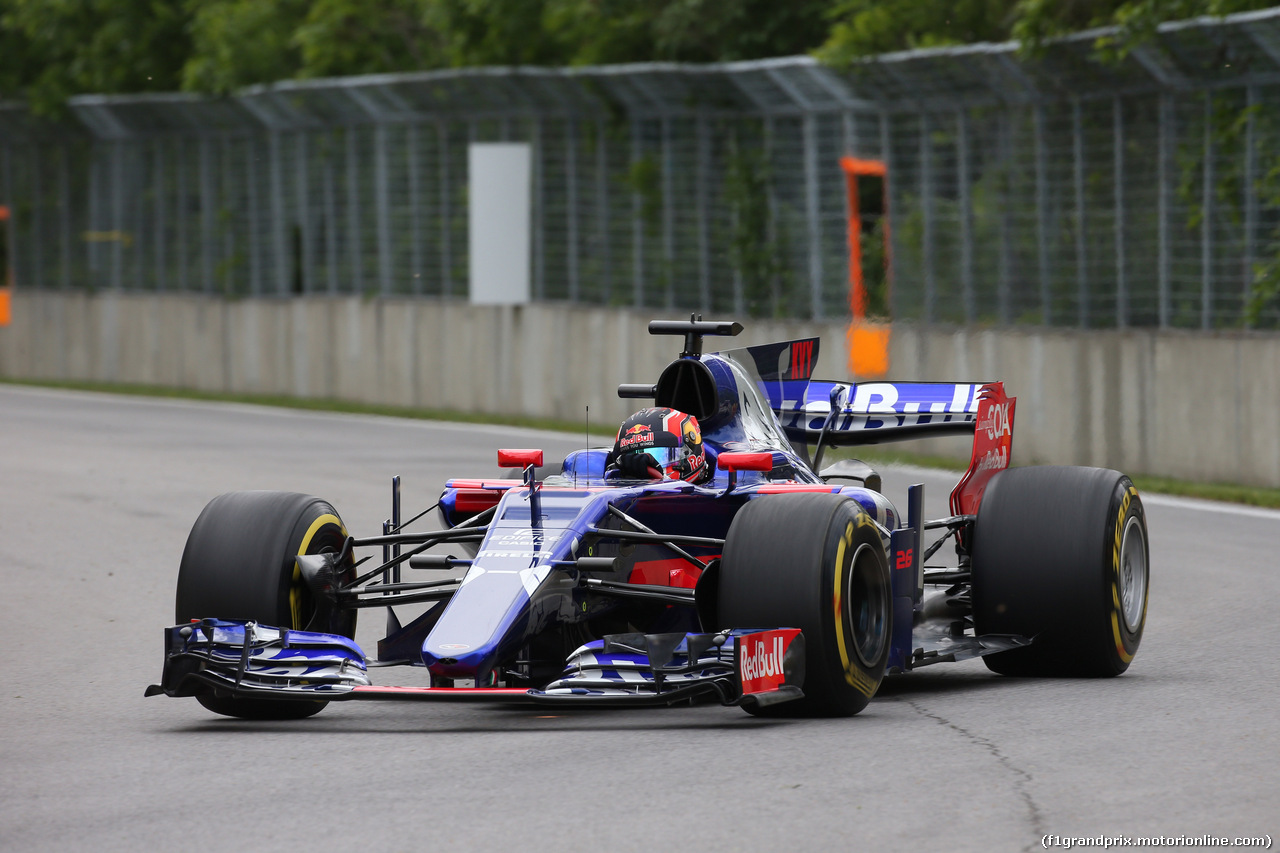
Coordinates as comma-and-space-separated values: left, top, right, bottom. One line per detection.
3, 291, 1278, 487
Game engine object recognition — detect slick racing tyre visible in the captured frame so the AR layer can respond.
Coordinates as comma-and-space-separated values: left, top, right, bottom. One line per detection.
175, 491, 356, 719
971, 466, 1148, 677
719, 493, 891, 717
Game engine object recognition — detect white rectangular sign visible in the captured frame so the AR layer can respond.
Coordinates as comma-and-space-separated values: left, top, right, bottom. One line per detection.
468, 143, 531, 305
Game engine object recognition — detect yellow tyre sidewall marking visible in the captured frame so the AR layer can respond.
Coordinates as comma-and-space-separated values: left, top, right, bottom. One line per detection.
290, 513, 347, 631
1108, 486, 1140, 663
833, 517, 877, 697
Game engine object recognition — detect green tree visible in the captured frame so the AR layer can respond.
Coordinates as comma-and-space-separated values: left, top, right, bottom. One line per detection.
182, 0, 309, 94
1, 0, 190, 114
295, 0, 448, 78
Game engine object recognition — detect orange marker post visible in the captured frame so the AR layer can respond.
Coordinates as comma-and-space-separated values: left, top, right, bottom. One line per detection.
840, 158, 890, 378
0, 204, 10, 326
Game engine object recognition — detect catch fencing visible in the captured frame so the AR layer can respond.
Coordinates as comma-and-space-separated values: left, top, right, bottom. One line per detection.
2, 8, 1280, 329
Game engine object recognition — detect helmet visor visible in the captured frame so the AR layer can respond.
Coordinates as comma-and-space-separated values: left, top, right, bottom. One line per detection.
626, 446, 687, 469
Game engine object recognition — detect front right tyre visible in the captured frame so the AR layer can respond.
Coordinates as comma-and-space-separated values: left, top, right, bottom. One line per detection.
175, 490, 357, 718
718, 493, 891, 717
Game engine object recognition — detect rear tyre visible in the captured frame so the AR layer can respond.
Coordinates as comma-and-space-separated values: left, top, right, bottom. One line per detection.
719, 493, 891, 717
971, 466, 1148, 677
175, 491, 357, 719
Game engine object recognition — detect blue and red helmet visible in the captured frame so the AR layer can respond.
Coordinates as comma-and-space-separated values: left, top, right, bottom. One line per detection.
608, 407, 711, 484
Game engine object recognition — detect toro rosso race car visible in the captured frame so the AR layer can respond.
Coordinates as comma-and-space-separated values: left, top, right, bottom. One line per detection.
148, 318, 1150, 718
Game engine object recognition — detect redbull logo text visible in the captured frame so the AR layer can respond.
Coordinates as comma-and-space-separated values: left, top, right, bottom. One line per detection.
738, 629, 800, 695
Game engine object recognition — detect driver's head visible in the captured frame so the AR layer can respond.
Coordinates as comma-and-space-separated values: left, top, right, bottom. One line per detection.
607, 407, 711, 484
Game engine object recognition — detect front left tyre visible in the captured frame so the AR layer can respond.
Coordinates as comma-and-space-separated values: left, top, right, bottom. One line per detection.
175, 490, 356, 719
971, 466, 1149, 677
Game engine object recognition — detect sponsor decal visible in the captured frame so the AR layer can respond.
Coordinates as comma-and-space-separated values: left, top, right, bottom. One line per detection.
617, 428, 655, 449
844, 662, 879, 698
789, 340, 815, 380
437, 643, 470, 651
949, 383, 1016, 517
975, 445, 1008, 473
738, 629, 800, 695
977, 400, 1012, 441
895, 548, 913, 571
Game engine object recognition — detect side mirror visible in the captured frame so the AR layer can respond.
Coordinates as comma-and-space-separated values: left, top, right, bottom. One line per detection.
717, 452, 772, 472
497, 449, 544, 469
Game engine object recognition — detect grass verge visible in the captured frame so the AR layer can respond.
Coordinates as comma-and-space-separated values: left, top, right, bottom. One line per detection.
7, 377, 1280, 509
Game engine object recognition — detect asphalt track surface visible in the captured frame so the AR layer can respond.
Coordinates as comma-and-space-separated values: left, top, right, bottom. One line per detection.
2, 385, 1277, 853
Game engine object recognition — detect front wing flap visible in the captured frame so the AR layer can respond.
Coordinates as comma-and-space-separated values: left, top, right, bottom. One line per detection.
147, 621, 805, 709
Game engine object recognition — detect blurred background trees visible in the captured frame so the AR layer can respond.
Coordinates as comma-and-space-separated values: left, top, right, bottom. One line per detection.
3, 0, 1277, 114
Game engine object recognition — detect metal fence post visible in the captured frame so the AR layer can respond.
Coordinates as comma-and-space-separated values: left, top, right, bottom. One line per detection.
566, 117, 580, 302
375, 124, 392, 296
247, 137, 261, 296
804, 112, 822, 319
1201, 92, 1213, 330
596, 118, 611, 305
1158, 93, 1172, 327
1114, 97, 1126, 328
879, 111, 896, 319
347, 127, 365, 294
151, 142, 163, 291
112, 141, 125, 291
31, 145, 44, 290
323, 134, 338, 295
766, 116, 780, 316
175, 140, 187, 292
697, 114, 712, 312
630, 118, 643, 308
731, 123, 745, 316
533, 118, 544, 301
200, 137, 215, 294
1, 146, 16, 288
60, 146, 71, 290
958, 110, 974, 323
920, 112, 934, 323
298, 133, 314, 295
1073, 99, 1088, 327
661, 116, 674, 310
222, 141, 235, 294
269, 132, 287, 294
437, 122, 450, 298
1034, 104, 1050, 325
998, 111, 1012, 325
407, 124, 422, 295
1244, 85, 1258, 328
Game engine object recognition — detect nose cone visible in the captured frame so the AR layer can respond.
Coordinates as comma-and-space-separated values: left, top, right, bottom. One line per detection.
421, 564, 548, 678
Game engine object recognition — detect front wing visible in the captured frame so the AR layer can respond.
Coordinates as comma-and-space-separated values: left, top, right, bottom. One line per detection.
146, 620, 805, 710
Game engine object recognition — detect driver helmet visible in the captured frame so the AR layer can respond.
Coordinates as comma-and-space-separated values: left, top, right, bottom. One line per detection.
607, 407, 711, 484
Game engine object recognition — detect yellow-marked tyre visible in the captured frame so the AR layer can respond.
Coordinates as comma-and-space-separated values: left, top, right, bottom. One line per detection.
972, 467, 1148, 677
719, 493, 891, 717
175, 491, 356, 719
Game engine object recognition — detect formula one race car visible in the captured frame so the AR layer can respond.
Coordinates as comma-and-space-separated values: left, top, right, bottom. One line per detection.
148, 318, 1150, 719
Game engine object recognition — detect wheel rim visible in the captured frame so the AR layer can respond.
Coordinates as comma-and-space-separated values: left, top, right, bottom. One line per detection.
1118, 515, 1147, 633
848, 543, 889, 667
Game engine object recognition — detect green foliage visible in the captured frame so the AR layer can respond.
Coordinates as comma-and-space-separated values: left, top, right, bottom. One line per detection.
723, 144, 780, 317
296, 0, 447, 77
819, 0, 1280, 63
820, 0, 1020, 62
182, 0, 308, 94
1, 0, 191, 115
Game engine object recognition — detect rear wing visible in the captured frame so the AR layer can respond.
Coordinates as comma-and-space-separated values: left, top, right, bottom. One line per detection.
775, 379, 991, 446
713, 337, 995, 447
713, 336, 1016, 515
